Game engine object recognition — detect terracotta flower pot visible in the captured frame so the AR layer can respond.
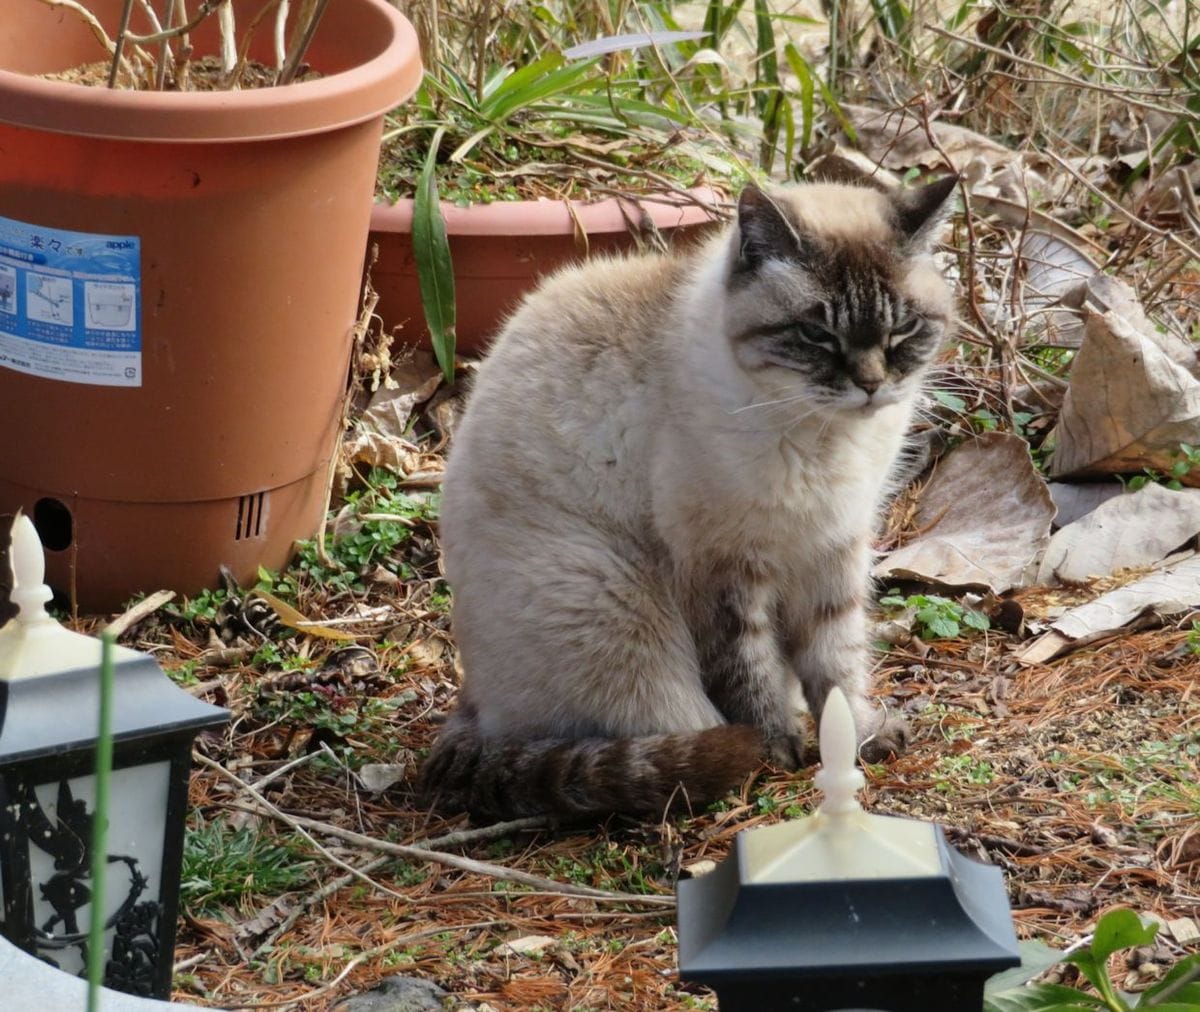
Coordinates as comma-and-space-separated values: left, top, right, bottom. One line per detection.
0, 0, 421, 612
368, 187, 727, 356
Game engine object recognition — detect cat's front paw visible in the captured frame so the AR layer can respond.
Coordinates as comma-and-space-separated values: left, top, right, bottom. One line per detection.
764, 729, 807, 771
858, 712, 909, 762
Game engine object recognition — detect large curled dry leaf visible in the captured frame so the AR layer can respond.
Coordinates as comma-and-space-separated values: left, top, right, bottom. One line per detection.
1065, 275, 1200, 377
874, 432, 1055, 592
839, 103, 1014, 172
1037, 484, 1200, 585
1048, 283, 1200, 485
1016, 555, 1200, 664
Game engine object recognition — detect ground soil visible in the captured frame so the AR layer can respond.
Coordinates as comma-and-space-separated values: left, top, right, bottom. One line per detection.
41, 56, 318, 90
81, 434, 1198, 1010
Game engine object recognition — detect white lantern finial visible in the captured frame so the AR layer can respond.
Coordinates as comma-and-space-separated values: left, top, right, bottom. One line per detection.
2, 512, 135, 681
9, 512, 54, 625
812, 687, 865, 815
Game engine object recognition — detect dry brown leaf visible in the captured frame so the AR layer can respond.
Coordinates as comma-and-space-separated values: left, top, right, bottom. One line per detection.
343, 353, 443, 472
357, 762, 408, 793
1047, 482, 1124, 529
343, 426, 421, 474
979, 230, 1098, 346
1064, 275, 1200, 376
874, 432, 1055, 592
840, 103, 1014, 172
1015, 555, 1200, 663
1166, 917, 1200, 944
235, 897, 294, 942
497, 935, 558, 957
1047, 290, 1200, 485
1037, 484, 1200, 585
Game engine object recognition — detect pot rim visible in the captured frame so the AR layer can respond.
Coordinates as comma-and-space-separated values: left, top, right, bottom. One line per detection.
0, 0, 422, 143
370, 184, 730, 238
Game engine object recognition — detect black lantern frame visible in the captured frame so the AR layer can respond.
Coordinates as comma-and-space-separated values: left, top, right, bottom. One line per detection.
0, 656, 227, 999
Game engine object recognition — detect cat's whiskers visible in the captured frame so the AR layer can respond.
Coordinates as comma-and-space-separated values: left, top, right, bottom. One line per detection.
727, 391, 817, 415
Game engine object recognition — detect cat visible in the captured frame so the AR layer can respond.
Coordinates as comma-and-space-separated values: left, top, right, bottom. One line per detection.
419, 175, 958, 821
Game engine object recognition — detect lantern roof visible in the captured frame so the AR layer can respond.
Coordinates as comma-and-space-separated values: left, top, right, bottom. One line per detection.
677, 689, 1020, 983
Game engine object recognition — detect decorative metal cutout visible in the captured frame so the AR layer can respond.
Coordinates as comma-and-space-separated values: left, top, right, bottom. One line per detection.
2, 778, 160, 995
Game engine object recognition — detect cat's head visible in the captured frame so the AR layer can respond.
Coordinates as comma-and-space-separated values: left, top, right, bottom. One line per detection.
724, 177, 957, 414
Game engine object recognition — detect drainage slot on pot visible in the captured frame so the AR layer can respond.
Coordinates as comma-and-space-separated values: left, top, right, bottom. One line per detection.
33, 497, 73, 551
235, 492, 268, 541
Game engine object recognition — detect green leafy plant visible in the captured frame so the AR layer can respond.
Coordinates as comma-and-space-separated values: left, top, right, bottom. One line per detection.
879, 591, 990, 639
263, 469, 437, 598
934, 753, 995, 789
984, 909, 1200, 1011
166, 587, 230, 624
87, 634, 115, 1012
388, 13, 740, 381
1187, 621, 1200, 656
412, 126, 457, 382
387, 1, 864, 380
1124, 444, 1200, 492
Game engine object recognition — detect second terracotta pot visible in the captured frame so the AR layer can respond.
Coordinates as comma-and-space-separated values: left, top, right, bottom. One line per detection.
369, 188, 727, 356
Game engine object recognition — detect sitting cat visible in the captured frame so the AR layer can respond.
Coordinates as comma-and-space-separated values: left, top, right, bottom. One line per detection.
420, 176, 958, 820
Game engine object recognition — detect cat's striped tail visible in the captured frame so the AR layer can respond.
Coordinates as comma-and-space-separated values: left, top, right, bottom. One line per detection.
418, 707, 763, 821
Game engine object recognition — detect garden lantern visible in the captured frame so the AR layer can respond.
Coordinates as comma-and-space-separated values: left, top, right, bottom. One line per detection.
0, 513, 228, 998
677, 689, 1020, 1011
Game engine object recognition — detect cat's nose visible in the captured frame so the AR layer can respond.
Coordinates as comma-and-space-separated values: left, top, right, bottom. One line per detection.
854, 377, 882, 396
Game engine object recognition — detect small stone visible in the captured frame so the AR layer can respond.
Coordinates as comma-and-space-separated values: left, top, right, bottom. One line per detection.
332, 975, 471, 1012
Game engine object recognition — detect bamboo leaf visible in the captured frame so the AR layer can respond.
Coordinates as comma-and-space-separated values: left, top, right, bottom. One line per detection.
752, 0, 780, 92
784, 43, 816, 150
412, 129, 457, 382
479, 52, 577, 120
251, 589, 357, 641
563, 31, 708, 59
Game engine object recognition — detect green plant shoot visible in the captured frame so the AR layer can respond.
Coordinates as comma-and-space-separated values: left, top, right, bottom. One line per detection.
87, 632, 116, 1011
413, 126, 457, 383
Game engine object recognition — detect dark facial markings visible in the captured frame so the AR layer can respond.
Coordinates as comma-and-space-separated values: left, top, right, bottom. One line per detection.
738, 280, 938, 396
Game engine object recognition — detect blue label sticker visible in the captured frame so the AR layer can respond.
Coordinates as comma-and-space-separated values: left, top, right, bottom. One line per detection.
0, 213, 141, 387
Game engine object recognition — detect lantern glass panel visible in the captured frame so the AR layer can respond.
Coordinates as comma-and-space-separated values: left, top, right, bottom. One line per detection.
23, 761, 169, 978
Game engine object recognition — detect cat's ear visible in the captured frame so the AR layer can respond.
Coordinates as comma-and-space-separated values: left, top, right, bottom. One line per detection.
736, 184, 806, 272
891, 174, 958, 251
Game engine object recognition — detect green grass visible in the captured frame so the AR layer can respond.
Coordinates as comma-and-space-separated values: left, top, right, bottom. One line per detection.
1043, 735, 1200, 816
181, 818, 314, 916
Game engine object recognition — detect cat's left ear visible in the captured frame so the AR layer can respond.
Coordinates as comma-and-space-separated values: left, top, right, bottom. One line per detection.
891, 174, 959, 252
735, 184, 806, 272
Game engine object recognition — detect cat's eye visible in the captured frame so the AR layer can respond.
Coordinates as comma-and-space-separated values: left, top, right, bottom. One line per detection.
889, 317, 923, 346
796, 321, 838, 350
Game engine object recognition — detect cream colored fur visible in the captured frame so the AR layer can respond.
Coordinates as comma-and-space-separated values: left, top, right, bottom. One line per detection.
428, 180, 956, 817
